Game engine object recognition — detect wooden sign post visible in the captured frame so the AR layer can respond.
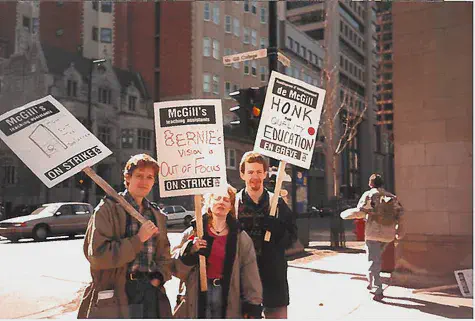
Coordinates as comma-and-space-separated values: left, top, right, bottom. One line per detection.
82, 167, 146, 224
194, 194, 208, 292
264, 160, 286, 242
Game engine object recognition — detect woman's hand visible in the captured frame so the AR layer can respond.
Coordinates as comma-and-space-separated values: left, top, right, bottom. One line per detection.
190, 237, 207, 254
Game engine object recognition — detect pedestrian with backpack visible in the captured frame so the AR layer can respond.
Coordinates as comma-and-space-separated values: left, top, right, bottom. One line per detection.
340, 173, 404, 301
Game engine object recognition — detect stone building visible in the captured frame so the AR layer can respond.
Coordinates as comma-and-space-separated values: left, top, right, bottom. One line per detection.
0, 38, 155, 217
392, 2, 472, 287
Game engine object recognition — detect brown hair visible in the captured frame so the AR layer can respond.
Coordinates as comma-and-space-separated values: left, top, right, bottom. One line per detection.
203, 184, 237, 228
239, 151, 269, 174
123, 154, 159, 188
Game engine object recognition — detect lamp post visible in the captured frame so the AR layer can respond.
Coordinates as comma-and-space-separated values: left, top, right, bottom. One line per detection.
84, 58, 106, 203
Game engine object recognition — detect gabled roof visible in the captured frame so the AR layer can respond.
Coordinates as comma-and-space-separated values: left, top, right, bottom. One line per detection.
41, 44, 149, 99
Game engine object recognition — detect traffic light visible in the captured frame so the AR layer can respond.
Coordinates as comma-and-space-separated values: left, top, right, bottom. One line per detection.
229, 86, 267, 138
76, 171, 91, 190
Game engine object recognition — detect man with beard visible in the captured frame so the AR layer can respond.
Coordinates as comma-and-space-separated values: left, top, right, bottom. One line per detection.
235, 151, 298, 319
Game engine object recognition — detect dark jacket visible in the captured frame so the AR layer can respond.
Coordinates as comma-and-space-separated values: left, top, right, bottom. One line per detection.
77, 197, 172, 318
172, 214, 263, 318
235, 189, 298, 308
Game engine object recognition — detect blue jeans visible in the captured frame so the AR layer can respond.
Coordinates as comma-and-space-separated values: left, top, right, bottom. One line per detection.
206, 278, 224, 318
365, 240, 389, 295
125, 279, 160, 318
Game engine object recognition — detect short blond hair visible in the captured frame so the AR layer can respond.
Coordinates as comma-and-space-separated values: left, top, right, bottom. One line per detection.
203, 184, 237, 222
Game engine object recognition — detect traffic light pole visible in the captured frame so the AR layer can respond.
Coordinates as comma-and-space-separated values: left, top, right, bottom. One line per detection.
268, 1, 298, 213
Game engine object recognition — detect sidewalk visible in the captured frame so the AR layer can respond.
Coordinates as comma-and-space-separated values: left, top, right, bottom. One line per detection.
286, 241, 473, 320
53, 241, 472, 320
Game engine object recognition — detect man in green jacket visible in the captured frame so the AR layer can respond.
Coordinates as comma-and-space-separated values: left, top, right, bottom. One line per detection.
78, 154, 172, 318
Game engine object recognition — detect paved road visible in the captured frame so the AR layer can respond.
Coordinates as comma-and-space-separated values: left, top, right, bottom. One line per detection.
0, 225, 187, 319
0, 219, 355, 319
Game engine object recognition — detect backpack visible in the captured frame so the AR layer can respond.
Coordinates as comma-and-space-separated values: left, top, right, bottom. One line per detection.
368, 190, 399, 227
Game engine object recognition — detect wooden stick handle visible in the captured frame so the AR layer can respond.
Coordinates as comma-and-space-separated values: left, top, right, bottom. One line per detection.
264, 160, 286, 242
82, 167, 147, 224
194, 195, 207, 292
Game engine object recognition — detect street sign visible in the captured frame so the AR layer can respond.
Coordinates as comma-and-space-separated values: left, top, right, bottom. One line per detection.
278, 52, 291, 67
223, 48, 267, 65
254, 71, 326, 169
0, 95, 112, 188
154, 99, 227, 198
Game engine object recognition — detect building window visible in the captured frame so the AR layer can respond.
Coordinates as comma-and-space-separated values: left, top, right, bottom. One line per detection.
92, 1, 98, 11
225, 148, 237, 169
203, 37, 211, 57
225, 15, 232, 33
23, 16, 31, 31
101, 1, 112, 13
244, 0, 249, 12
98, 126, 111, 145
100, 28, 112, 43
92, 27, 98, 41
204, 2, 210, 21
233, 50, 239, 69
295, 41, 300, 55
56, 29, 64, 37
225, 82, 231, 98
98, 88, 111, 104
340, 21, 343, 32
287, 37, 293, 49
233, 18, 240, 36
213, 3, 220, 24
251, 0, 257, 14
244, 61, 250, 75
302, 46, 307, 59
203, 74, 211, 93
344, 25, 348, 37
251, 29, 257, 46
137, 129, 152, 150
224, 48, 232, 67
340, 56, 344, 67
294, 67, 300, 79
260, 37, 267, 49
243, 28, 250, 44
232, 84, 239, 92
260, 66, 266, 82
128, 95, 137, 111
121, 129, 134, 148
260, 7, 266, 23
3, 165, 16, 185
67, 80, 77, 97
212, 39, 220, 59
251, 61, 257, 76
212, 75, 219, 95
32, 18, 39, 34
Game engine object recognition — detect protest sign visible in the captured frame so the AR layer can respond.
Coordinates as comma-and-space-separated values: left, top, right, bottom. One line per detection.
0, 95, 112, 188
154, 99, 227, 197
254, 71, 326, 169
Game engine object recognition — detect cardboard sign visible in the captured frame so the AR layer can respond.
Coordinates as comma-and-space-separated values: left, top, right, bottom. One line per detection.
454, 269, 473, 297
0, 95, 112, 188
254, 71, 326, 169
154, 100, 227, 197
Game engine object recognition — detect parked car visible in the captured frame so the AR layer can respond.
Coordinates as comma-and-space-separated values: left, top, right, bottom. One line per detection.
161, 205, 195, 227
0, 202, 93, 242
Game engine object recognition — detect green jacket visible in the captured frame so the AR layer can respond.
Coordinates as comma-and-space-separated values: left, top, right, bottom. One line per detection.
77, 197, 172, 318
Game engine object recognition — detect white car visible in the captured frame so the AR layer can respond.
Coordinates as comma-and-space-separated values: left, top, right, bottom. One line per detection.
161, 205, 195, 227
